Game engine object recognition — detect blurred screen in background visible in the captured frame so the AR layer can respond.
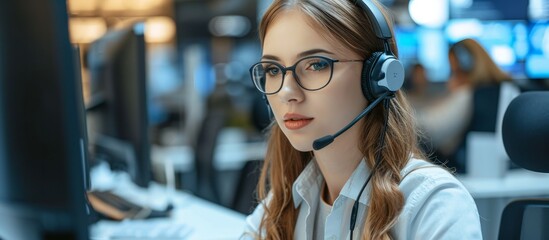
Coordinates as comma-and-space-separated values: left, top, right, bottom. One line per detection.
526, 20, 549, 80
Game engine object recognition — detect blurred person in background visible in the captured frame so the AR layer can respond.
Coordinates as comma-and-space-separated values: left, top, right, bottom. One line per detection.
417, 38, 520, 173
402, 62, 441, 111
402, 63, 429, 101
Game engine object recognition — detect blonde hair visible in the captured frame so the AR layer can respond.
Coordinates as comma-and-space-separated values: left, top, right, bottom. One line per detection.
450, 38, 512, 86
256, 1, 425, 239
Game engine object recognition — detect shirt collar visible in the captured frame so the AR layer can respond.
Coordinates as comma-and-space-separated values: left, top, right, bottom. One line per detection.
292, 158, 372, 207
292, 159, 323, 208
339, 159, 372, 205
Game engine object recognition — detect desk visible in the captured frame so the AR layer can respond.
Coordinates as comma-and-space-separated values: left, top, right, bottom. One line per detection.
150, 128, 267, 207
458, 169, 549, 240
151, 128, 267, 174
89, 163, 247, 240
151, 140, 267, 173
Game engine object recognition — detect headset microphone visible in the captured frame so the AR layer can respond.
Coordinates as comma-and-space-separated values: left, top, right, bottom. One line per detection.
312, 91, 390, 150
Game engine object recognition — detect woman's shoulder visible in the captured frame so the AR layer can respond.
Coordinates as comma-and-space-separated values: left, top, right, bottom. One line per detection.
393, 161, 482, 239
399, 158, 468, 196
399, 158, 476, 211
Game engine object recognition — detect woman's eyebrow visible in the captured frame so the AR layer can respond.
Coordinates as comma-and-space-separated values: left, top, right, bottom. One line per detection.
261, 54, 280, 61
297, 49, 335, 58
260, 49, 335, 61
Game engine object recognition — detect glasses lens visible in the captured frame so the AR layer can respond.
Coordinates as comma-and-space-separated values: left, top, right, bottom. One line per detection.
296, 57, 332, 90
251, 62, 283, 94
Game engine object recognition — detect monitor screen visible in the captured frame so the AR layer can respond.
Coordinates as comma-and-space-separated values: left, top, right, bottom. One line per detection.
0, 1, 89, 239
445, 19, 529, 80
87, 23, 152, 188
394, 26, 419, 67
395, 25, 450, 82
528, 0, 549, 20
449, 0, 528, 20
525, 20, 549, 80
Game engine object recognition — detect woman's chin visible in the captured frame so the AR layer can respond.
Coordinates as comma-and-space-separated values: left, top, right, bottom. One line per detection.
288, 139, 314, 152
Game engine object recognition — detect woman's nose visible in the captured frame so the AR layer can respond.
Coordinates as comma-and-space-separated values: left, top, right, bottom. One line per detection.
277, 71, 304, 103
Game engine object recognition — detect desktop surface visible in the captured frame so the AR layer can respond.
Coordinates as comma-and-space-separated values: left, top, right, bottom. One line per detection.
458, 168, 549, 199
457, 169, 549, 240
89, 163, 246, 240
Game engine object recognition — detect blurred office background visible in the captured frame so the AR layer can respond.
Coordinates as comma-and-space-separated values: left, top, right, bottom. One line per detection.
63, 0, 549, 239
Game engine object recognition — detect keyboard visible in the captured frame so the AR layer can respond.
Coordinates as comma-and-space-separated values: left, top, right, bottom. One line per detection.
108, 220, 192, 239
88, 190, 172, 220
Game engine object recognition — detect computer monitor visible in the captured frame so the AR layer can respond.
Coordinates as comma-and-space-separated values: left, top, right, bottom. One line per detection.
73, 45, 92, 191
525, 20, 549, 80
449, 0, 528, 20
86, 23, 152, 188
395, 25, 450, 82
0, 1, 89, 239
394, 26, 419, 68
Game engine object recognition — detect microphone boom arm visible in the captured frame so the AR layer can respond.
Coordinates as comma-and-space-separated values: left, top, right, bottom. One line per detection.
312, 91, 391, 150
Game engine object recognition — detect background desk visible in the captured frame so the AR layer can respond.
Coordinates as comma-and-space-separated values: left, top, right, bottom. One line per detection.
151, 130, 267, 207
89, 163, 247, 240
458, 169, 549, 240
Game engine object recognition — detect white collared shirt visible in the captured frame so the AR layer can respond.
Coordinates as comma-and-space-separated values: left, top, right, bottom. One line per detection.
242, 158, 483, 240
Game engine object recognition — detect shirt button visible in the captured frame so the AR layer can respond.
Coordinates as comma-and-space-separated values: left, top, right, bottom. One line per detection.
327, 235, 337, 240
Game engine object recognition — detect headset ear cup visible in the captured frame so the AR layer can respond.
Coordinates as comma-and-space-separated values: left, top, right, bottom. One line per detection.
361, 52, 383, 102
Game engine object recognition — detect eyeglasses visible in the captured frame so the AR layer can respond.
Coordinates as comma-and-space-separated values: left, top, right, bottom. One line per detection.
249, 56, 363, 95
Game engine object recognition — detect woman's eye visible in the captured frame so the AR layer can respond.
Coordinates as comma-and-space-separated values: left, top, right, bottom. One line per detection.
308, 61, 329, 71
267, 67, 281, 76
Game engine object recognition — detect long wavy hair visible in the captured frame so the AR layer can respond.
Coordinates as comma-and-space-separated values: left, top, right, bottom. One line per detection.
255, 1, 426, 239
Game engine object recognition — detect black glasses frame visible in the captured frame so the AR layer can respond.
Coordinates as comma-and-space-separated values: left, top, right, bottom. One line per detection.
249, 55, 362, 95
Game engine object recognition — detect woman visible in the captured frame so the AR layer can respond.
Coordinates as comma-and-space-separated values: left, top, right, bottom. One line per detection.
243, 1, 482, 239
417, 38, 519, 173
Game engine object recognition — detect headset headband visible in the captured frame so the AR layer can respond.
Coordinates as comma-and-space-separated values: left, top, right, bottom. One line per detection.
354, 0, 392, 40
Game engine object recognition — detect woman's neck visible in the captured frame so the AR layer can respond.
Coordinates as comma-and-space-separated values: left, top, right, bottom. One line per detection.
314, 141, 363, 205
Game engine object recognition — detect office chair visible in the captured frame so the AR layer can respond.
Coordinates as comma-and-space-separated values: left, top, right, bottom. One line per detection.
498, 91, 549, 240
194, 108, 226, 204
231, 159, 262, 214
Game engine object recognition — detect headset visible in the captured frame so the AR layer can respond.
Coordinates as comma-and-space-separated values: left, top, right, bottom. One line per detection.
452, 42, 475, 73
357, 0, 404, 102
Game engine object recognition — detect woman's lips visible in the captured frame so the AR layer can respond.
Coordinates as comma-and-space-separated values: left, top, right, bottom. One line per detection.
283, 113, 313, 130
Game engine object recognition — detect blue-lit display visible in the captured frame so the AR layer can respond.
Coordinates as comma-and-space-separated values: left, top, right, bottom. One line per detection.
395, 25, 450, 82
394, 26, 418, 65
449, 0, 528, 20
395, 19, 543, 82
526, 21, 549, 80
